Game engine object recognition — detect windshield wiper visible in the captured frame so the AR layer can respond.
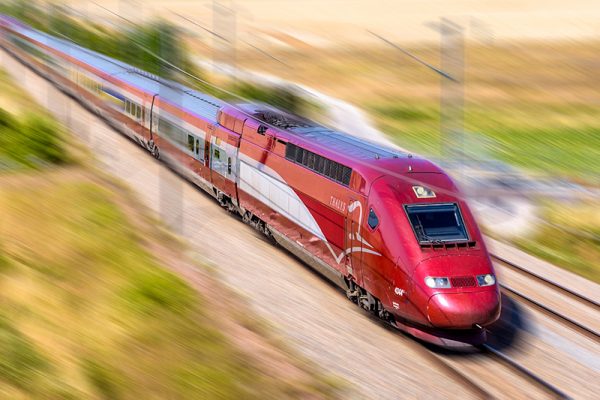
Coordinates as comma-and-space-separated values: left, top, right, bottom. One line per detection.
415, 225, 443, 244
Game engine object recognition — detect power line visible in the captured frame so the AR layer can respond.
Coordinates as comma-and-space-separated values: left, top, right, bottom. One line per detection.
35, 13, 600, 243
171, 11, 229, 43
368, 30, 456, 82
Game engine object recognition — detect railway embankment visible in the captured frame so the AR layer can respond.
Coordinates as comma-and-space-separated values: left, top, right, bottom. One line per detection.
0, 63, 342, 399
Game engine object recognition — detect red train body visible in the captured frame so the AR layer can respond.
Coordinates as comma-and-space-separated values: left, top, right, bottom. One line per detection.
0, 17, 500, 346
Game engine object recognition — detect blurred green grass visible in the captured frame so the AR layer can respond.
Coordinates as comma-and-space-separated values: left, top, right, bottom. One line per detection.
0, 176, 339, 399
0, 181, 240, 398
0, 107, 72, 170
511, 201, 600, 283
0, 67, 72, 171
369, 101, 600, 182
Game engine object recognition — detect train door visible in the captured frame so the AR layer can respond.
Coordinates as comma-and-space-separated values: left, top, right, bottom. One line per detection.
148, 94, 160, 157
346, 204, 363, 286
185, 131, 205, 169
209, 128, 240, 201
149, 94, 159, 141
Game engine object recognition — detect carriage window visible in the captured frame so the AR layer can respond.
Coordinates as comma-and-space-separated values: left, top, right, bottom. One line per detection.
368, 208, 379, 229
405, 203, 468, 243
284, 143, 352, 186
195, 139, 201, 155
187, 135, 195, 152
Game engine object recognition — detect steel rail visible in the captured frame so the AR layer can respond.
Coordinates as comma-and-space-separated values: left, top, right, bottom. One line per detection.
500, 284, 600, 343
491, 254, 600, 310
419, 348, 493, 399
378, 319, 495, 400
479, 344, 571, 400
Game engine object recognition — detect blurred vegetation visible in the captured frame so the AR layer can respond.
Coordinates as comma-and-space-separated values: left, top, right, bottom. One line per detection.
512, 201, 600, 283
0, 67, 74, 171
0, 0, 198, 81
0, 177, 340, 399
0, 0, 315, 115
0, 107, 71, 170
370, 101, 600, 182
230, 82, 317, 116
0, 64, 339, 398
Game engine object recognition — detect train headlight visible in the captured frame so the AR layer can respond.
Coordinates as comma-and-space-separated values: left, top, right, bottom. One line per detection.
477, 274, 496, 287
424, 276, 451, 288
412, 185, 436, 199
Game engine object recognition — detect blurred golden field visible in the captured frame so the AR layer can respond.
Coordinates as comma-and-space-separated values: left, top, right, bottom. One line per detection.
227, 41, 600, 182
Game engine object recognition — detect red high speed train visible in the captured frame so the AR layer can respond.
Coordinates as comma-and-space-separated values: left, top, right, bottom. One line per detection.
0, 17, 500, 346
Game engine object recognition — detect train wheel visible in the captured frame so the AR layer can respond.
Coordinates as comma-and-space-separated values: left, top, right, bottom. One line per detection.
345, 279, 359, 303
151, 145, 160, 159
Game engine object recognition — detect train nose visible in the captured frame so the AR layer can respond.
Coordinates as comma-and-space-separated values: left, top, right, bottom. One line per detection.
427, 290, 500, 329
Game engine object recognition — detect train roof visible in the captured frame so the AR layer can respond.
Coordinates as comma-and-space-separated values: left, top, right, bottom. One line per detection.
236, 103, 406, 161
10, 21, 224, 122
6, 18, 444, 188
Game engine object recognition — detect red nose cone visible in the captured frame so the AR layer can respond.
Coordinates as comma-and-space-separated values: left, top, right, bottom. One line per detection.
427, 290, 500, 328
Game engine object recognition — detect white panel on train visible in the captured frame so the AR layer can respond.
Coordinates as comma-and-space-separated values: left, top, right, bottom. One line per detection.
238, 156, 325, 241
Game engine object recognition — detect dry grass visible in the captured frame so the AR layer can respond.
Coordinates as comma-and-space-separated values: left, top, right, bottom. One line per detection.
0, 69, 43, 116
0, 169, 342, 399
513, 200, 600, 283
0, 64, 341, 399
221, 40, 600, 182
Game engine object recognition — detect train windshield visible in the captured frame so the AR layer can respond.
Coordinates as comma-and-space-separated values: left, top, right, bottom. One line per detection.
405, 203, 468, 243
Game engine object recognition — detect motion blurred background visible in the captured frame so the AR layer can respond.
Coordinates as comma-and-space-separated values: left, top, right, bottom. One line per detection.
38, 0, 599, 281
0, 0, 599, 398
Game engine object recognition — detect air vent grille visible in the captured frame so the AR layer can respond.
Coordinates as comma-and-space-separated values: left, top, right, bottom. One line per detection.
450, 276, 476, 288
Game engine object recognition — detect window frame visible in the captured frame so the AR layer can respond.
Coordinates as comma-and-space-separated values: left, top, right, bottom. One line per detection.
404, 202, 470, 244
284, 143, 352, 186
367, 207, 380, 231
187, 134, 196, 153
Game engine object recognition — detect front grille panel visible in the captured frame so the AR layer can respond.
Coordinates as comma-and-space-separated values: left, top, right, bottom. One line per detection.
451, 276, 476, 288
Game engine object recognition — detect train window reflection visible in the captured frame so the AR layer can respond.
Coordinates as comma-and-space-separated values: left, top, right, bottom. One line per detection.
405, 203, 468, 243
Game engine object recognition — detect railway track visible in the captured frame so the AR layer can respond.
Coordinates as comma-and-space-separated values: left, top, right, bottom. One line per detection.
491, 254, 600, 343
478, 254, 600, 398
375, 313, 570, 399
492, 254, 600, 309
478, 344, 570, 399
399, 334, 572, 399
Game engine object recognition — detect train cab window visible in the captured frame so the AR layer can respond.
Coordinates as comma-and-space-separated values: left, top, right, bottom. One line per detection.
405, 203, 468, 243
368, 208, 379, 230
